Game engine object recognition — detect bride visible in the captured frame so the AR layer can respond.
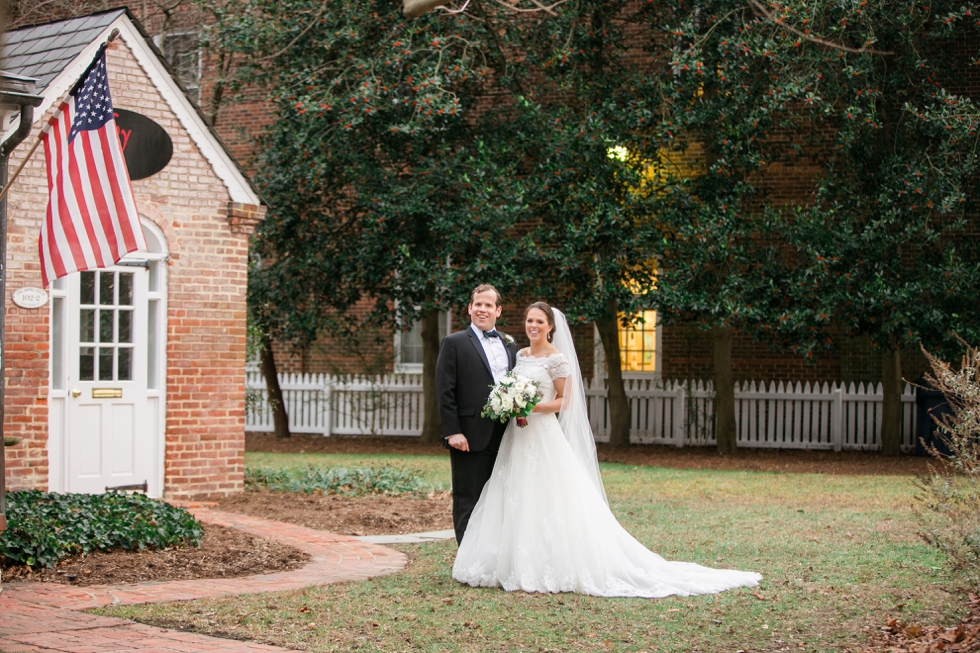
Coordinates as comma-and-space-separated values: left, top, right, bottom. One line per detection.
452, 301, 762, 598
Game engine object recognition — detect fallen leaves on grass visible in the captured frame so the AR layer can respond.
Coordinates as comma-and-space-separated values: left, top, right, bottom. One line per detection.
858, 594, 980, 653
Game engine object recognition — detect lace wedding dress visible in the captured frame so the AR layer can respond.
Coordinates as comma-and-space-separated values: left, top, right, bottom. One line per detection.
452, 348, 762, 598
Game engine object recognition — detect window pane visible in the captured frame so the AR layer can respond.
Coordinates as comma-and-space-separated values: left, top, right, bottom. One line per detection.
118, 310, 132, 343
99, 309, 114, 343
617, 310, 657, 373
99, 272, 114, 306
118, 347, 132, 381
80, 272, 95, 305
147, 300, 158, 389
80, 346, 95, 380
149, 260, 160, 292
99, 348, 114, 381
401, 322, 423, 365
80, 309, 95, 343
119, 273, 133, 306
163, 32, 201, 102
52, 297, 64, 390
398, 310, 448, 367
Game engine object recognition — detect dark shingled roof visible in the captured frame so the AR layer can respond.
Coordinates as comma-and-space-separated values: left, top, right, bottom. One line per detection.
1, 9, 126, 90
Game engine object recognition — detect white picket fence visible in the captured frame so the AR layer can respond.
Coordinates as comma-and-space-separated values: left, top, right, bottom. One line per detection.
246, 372, 917, 451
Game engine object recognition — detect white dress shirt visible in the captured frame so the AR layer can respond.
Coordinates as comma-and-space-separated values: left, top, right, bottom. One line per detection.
471, 323, 509, 384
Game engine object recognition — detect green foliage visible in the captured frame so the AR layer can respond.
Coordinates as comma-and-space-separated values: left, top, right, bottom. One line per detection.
750, 1, 980, 357
245, 465, 432, 496
916, 343, 980, 582
493, 0, 666, 326
640, 1, 815, 338
201, 0, 533, 347
0, 491, 203, 569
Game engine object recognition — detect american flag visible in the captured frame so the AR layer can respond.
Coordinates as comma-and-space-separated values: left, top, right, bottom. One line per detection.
39, 44, 145, 287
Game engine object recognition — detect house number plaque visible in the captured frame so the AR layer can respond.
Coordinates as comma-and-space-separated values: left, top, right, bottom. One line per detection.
12, 287, 47, 309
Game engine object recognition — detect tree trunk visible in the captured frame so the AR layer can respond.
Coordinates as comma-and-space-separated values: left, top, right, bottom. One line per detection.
260, 333, 291, 439
596, 299, 631, 448
712, 325, 737, 455
880, 347, 903, 456
419, 308, 442, 444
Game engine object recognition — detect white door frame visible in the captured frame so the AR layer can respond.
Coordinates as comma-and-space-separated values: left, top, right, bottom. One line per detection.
48, 218, 168, 497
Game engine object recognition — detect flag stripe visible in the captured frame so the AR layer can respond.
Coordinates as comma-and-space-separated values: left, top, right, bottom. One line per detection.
66, 134, 107, 268
80, 133, 120, 260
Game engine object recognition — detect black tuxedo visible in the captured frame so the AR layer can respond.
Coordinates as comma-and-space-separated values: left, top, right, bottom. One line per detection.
436, 326, 518, 544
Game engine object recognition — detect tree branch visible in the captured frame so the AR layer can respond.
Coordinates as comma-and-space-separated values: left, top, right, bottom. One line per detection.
255, 0, 330, 63
746, 0, 894, 56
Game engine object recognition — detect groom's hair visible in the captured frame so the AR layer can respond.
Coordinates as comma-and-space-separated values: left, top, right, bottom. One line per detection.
470, 284, 502, 307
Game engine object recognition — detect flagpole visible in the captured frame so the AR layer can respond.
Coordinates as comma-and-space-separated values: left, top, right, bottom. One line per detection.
0, 28, 120, 205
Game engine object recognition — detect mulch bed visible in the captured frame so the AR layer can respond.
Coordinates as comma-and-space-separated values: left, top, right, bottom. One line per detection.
857, 595, 980, 653
247, 431, 933, 476
216, 489, 453, 537
1, 522, 310, 587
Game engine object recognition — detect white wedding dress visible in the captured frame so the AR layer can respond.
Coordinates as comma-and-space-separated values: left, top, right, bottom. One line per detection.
452, 343, 762, 598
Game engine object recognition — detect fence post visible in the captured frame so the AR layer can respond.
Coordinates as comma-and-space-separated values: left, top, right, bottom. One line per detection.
322, 375, 333, 437
832, 384, 843, 452
673, 381, 686, 447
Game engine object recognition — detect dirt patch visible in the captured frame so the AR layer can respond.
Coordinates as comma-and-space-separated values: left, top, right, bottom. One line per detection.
216, 489, 453, 536
1, 522, 310, 587
247, 432, 932, 476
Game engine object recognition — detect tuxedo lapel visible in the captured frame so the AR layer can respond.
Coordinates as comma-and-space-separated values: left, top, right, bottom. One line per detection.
506, 341, 517, 370
466, 327, 493, 377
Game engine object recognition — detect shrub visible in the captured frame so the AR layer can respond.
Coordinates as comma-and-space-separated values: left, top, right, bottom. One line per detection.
245, 465, 431, 496
915, 343, 980, 583
0, 491, 204, 569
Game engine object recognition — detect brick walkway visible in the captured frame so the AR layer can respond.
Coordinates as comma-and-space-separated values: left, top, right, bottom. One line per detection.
0, 508, 408, 652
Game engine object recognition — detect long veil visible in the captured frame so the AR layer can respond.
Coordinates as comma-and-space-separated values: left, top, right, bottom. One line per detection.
552, 310, 609, 505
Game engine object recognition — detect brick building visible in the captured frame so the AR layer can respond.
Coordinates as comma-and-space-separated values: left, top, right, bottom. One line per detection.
1, 9, 264, 498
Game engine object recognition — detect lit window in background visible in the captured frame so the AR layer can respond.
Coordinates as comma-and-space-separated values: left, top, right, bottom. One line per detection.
619, 310, 657, 372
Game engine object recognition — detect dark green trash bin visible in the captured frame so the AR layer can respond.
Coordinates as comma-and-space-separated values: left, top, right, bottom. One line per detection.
914, 387, 953, 457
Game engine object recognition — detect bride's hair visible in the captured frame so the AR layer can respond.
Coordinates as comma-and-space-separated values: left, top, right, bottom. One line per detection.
525, 302, 556, 343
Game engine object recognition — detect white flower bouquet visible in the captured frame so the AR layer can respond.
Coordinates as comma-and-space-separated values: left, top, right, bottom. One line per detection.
481, 372, 543, 428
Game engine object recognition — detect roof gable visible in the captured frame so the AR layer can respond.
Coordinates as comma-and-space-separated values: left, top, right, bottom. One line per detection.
1, 9, 262, 206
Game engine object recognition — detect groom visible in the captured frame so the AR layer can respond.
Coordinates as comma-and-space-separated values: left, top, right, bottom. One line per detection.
436, 284, 518, 544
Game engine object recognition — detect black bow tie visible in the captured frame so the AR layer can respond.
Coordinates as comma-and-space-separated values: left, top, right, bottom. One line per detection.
483, 330, 499, 339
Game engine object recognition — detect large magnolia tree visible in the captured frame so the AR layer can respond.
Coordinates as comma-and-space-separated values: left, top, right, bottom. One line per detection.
204, 0, 534, 442
755, 0, 980, 455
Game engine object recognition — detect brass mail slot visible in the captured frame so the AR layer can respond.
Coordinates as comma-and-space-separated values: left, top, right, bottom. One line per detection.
92, 388, 123, 399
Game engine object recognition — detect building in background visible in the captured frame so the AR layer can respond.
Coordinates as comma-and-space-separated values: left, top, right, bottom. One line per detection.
1, 9, 264, 498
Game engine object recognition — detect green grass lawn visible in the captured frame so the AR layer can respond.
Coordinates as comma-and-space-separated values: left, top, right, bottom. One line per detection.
98, 456, 961, 652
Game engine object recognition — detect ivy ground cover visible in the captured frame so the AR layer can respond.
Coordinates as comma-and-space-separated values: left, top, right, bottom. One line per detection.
99, 459, 958, 652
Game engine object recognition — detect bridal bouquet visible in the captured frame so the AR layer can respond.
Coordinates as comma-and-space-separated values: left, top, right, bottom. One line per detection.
481, 372, 543, 428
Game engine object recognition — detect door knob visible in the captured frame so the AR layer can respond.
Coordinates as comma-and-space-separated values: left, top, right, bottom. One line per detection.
71, 389, 81, 398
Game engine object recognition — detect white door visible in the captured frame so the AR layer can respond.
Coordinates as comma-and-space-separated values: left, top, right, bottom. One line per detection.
65, 266, 150, 494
